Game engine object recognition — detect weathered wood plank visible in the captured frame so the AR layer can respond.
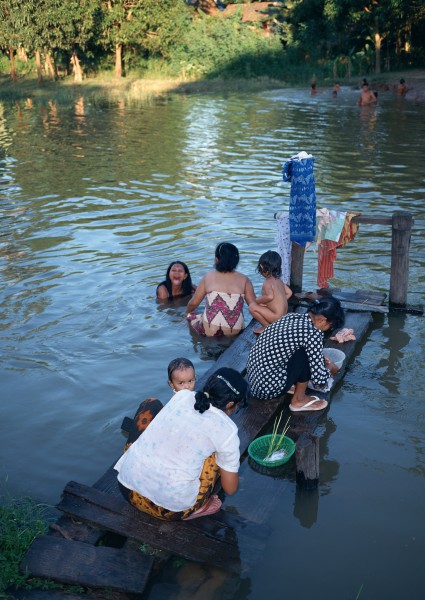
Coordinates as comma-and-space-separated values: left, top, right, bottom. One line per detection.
21, 535, 154, 594
8, 591, 89, 600
57, 481, 242, 573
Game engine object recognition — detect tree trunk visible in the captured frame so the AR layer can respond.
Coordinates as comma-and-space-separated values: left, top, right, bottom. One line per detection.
44, 47, 57, 80
374, 31, 381, 73
71, 49, 83, 82
347, 57, 351, 80
115, 43, 122, 78
9, 48, 17, 81
17, 47, 28, 62
35, 49, 44, 84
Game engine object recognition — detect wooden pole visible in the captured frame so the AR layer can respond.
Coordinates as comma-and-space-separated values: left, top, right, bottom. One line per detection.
389, 212, 413, 307
295, 432, 319, 489
290, 242, 305, 294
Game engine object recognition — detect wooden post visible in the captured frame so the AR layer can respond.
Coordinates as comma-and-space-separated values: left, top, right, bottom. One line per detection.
290, 242, 305, 294
389, 212, 413, 307
295, 432, 319, 489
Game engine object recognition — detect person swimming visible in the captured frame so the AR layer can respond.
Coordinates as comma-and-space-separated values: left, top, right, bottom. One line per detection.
156, 261, 196, 300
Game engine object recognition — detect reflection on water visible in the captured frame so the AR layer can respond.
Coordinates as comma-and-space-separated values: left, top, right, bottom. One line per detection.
1, 87, 425, 599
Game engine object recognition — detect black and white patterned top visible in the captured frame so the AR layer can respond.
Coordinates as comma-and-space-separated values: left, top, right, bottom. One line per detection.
246, 312, 329, 400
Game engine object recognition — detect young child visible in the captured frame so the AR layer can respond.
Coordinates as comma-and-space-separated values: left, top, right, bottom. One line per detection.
249, 250, 292, 335
125, 357, 196, 450
167, 357, 196, 393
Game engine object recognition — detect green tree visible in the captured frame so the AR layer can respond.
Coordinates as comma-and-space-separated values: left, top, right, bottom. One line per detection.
99, 0, 191, 78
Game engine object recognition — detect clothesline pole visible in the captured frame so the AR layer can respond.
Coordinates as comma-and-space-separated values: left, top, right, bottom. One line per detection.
290, 243, 305, 293
389, 212, 413, 308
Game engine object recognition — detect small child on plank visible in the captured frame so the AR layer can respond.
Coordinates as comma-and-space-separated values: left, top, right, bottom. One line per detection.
124, 358, 196, 450
249, 250, 292, 335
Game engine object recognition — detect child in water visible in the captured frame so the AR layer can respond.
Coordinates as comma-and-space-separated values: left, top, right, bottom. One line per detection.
249, 250, 292, 335
125, 357, 196, 450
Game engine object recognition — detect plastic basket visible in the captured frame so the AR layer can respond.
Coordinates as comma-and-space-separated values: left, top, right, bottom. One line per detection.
323, 348, 345, 369
248, 434, 296, 467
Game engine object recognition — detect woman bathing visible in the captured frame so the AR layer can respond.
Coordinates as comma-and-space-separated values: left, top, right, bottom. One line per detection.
115, 368, 248, 520
186, 242, 255, 337
246, 297, 345, 412
156, 261, 196, 301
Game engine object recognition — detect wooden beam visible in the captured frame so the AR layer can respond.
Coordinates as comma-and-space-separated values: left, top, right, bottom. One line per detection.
21, 535, 154, 594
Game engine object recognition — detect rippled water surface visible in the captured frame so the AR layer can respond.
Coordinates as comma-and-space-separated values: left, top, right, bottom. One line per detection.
1, 86, 424, 599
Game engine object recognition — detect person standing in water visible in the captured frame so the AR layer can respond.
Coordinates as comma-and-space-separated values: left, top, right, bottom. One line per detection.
186, 242, 255, 337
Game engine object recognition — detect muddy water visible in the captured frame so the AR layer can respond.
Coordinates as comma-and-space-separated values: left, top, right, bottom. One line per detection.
0, 86, 424, 599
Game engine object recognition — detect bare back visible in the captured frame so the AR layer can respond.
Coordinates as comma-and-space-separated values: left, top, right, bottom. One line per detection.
261, 277, 288, 318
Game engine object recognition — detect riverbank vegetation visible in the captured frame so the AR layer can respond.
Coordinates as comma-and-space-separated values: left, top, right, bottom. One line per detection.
0, 497, 55, 594
0, 0, 424, 92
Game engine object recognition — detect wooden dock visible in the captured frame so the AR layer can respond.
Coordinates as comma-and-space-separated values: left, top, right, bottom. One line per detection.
16, 288, 381, 599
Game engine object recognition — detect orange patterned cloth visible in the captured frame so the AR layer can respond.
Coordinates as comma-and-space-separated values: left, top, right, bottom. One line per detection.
317, 211, 360, 288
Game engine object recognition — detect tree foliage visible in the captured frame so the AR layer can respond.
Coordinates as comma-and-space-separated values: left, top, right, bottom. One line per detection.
0, 0, 424, 82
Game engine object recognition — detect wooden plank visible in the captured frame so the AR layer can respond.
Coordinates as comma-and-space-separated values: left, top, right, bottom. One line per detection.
9, 591, 89, 600
21, 535, 154, 594
352, 216, 393, 225
57, 481, 242, 573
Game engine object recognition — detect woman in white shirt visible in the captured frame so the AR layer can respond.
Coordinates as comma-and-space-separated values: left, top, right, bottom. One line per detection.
115, 368, 248, 520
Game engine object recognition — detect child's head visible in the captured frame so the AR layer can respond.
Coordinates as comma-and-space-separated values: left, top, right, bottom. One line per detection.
167, 357, 196, 393
257, 250, 282, 278
214, 242, 240, 273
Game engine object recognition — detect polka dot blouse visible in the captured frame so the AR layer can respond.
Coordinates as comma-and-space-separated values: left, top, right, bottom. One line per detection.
246, 312, 329, 400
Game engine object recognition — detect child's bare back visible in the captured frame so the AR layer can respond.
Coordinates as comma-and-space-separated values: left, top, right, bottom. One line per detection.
249, 250, 292, 334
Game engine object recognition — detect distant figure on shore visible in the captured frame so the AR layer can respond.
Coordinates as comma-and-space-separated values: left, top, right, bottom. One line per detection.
249, 251, 292, 335
156, 261, 196, 301
396, 78, 409, 95
358, 82, 377, 106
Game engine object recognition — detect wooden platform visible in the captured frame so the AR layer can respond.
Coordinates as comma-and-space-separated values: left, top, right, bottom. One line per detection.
17, 289, 381, 598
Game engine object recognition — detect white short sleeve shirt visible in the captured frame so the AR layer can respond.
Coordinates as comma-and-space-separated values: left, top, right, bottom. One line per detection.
114, 389, 240, 511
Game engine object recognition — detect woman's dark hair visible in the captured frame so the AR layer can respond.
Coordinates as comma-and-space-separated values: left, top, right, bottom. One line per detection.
309, 296, 345, 330
215, 242, 240, 273
194, 368, 248, 414
163, 261, 193, 298
257, 250, 282, 278
167, 357, 195, 382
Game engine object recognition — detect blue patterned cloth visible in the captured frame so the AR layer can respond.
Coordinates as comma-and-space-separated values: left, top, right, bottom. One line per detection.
282, 155, 316, 247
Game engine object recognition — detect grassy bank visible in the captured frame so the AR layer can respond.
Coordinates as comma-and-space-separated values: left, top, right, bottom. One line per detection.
1, 68, 425, 105
0, 496, 58, 595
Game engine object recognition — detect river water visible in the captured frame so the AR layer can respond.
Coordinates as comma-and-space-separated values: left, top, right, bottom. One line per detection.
1, 85, 424, 599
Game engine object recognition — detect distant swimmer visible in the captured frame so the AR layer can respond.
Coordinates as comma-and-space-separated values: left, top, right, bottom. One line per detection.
358, 82, 377, 106
396, 78, 409, 95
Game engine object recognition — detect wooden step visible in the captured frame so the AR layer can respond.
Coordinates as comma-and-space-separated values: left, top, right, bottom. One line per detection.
57, 481, 269, 574
20, 535, 154, 595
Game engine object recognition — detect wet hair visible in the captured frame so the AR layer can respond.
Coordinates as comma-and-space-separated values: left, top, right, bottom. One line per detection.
400, 78, 405, 84
215, 242, 240, 273
194, 368, 248, 414
309, 296, 345, 330
163, 261, 193, 298
167, 357, 195, 382
361, 78, 368, 86
257, 250, 282, 278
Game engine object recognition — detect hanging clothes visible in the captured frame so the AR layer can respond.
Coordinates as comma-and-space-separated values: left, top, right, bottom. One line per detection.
275, 211, 292, 285
282, 151, 316, 247
317, 211, 360, 289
